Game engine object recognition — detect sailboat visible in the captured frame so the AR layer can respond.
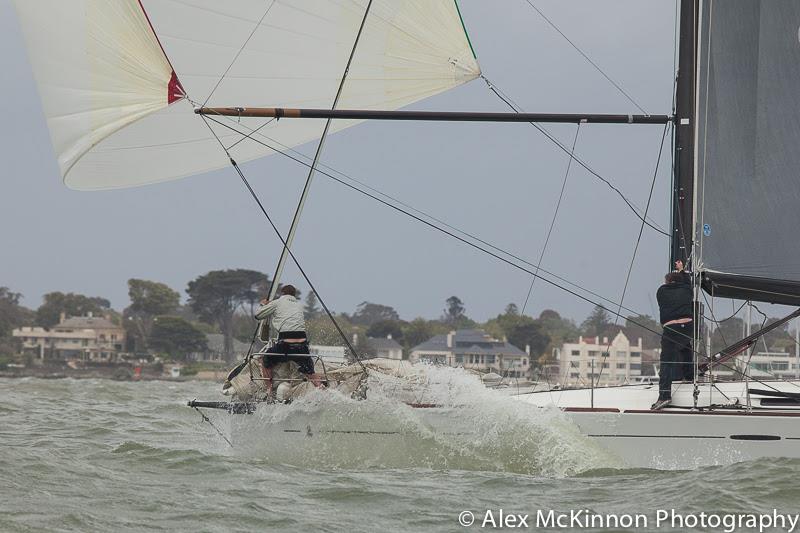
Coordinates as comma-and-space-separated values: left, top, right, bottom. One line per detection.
12, 0, 800, 468
10, 0, 493, 441
516, 0, 800, 469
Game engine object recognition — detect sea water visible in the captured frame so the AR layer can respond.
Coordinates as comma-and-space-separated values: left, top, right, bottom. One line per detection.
2, 373, 799, 532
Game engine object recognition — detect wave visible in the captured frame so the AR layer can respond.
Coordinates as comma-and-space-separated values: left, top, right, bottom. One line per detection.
211, 364, 620, 476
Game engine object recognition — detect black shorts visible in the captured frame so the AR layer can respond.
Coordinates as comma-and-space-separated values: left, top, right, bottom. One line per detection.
262, 341, 315, 375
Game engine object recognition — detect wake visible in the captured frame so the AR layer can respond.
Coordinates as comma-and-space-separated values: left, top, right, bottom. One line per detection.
210, 364, 621, 476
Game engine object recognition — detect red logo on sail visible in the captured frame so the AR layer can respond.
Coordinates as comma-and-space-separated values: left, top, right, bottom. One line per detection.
168, 71, 185, 104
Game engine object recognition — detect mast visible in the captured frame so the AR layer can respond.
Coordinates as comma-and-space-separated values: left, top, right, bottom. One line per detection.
670, 0, 698, 267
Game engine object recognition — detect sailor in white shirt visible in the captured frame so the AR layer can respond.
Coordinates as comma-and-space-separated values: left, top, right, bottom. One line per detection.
255, 285, 321, 393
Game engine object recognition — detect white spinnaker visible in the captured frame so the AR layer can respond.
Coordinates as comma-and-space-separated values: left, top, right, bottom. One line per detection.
13, 0, 481, 191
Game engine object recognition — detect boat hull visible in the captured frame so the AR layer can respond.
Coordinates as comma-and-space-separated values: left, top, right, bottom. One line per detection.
516, 381, 800, 469
560, 409, 800, 469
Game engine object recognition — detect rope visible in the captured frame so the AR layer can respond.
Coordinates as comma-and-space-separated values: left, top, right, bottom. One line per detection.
597, 121, 670, 383
197, 104, 662, 320
194, 406, 233, 447
521, 122, 581, 316
481, 75, 670, 237
616, 123, 671, 321
201, 0, 277, 107
269, 0, 374, 300
521, 0, 648, 114
198, 110, 800, 396
200, 113, 655, 322
198, 115, 367, 373
198, 121, 800, 406
231, 157, 367, 373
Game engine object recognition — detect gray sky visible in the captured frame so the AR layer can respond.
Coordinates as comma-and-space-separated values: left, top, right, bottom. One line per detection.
0, 0, 679, 324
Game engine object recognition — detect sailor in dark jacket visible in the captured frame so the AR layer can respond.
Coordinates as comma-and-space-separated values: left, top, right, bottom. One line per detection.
653, 264, 694, 410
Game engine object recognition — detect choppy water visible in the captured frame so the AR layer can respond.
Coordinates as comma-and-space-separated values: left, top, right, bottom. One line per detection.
2, 372, 800, 533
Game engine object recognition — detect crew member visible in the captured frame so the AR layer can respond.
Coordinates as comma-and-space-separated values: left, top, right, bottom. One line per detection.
255, 285, 321, 395
653, 264, 694, 410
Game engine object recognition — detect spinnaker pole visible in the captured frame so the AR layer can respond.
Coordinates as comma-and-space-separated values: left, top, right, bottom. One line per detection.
196, 107, 671, 124
266, 0, 375, 304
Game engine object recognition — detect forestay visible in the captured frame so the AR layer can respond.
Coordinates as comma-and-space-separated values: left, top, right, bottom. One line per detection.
13, 0, 480, 190
695, 0, 800, 305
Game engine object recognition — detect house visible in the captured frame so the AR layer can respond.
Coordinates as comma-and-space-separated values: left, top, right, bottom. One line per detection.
409, 329, 529, 378
556, 331, 643, 386
13, 313, 126, 362
366, 335, 403, 360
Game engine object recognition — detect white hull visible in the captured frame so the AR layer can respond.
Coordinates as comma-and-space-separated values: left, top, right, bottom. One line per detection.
515, 380, 800, 469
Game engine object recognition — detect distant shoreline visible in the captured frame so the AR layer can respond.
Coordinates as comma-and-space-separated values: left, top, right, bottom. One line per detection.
0, 367, 225, 383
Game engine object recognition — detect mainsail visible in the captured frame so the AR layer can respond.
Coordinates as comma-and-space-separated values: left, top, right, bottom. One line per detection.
13, 0, 480, 191
695, 0, 800, 305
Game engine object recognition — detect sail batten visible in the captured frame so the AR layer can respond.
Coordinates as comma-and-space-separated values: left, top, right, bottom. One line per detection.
13, 0, 481, 190
695, 0, 800, 305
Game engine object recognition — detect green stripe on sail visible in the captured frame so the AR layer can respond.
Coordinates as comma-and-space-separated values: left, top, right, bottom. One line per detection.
454, 0, 477, 59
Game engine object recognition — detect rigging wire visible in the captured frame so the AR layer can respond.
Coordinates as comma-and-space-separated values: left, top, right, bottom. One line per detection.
480, 75, 670, 237
521, 122, 581, 316
597, 121, 670, 383
198, 114, 800, 398
269, 0, 375, 299
202, 113, 666, 336
192, 106, 654, 320
521, 0, 648, 115
201, 0, 278, 108
227, 118, 276, 152
170, 0, 800, 405
193, 406, 233, 447
198, 113, 800, 395
199, 116, 367, 372
614, 123, 671, 323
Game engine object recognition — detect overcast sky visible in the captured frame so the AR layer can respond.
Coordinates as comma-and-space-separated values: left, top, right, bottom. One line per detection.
0, 0, 681, 324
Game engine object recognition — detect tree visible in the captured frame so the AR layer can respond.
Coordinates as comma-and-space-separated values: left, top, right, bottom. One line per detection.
232, 313, 259, 343
624, 314, 662, 349
763, 316, 791, 352
710, 317, 745, 355
366, 319, 405, 342
351, 302, 400, 326
304, 291, 321, 320
36, 292, 111, 328
306, 314, 349, 347
128, 279, 179, 316
186, 269, 269, 360
484, 304, 550, 360
402, 318, 448, 349
148, 316, 208, 360
507, 320, 550, 358
442, 296, 475, 328
125, 279, 180, 352
484, 303, 524, 341
0, 288, 33, 356
581, 305, 613, 337
443, 296, 465, 324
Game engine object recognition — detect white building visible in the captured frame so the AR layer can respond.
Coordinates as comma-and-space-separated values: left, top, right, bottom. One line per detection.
557, 332, 643, 386
707, 350, 800, 380
13, 314, 126, 362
